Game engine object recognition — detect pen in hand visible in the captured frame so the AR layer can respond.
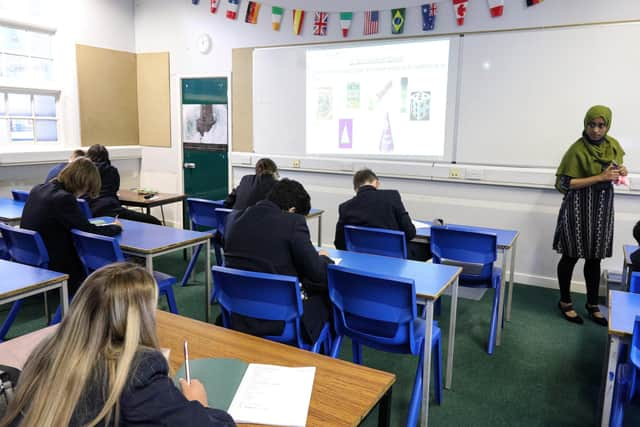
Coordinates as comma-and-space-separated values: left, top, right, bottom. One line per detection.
184, 340, 191, 384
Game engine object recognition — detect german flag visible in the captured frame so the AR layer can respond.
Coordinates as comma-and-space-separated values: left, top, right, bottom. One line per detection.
526, 0, 543, 6
245, 1, 260, 24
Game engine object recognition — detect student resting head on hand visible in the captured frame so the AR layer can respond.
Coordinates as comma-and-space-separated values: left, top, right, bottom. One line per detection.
0, 263, 235, 427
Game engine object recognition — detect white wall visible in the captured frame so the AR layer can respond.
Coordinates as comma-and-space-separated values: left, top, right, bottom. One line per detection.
134, 0, 640, 291
0, 0, 140, 196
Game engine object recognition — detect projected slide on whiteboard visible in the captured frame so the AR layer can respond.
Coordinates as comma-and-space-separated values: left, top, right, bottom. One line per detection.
306, 40, 450, 157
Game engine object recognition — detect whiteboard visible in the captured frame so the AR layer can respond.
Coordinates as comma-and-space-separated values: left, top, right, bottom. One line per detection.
457, 23, 640, 171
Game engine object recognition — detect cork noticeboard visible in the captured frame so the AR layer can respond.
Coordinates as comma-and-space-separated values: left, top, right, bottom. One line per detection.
137, 52, 171, 147
231, 48, 253, 153
76, 44, 139, 147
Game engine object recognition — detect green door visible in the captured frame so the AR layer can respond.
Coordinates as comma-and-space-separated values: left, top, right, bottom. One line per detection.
182, 77, 229, 202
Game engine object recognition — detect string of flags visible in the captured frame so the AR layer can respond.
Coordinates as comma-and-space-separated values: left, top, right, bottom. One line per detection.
193, 0, 545, 37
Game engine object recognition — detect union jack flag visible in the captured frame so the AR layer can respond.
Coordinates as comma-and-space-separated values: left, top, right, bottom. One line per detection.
313, 11, 328, 36
363, 10, 379, 35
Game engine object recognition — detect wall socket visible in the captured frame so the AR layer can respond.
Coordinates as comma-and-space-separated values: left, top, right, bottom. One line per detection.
448, 167, 463, 178
292, 159, 301, 168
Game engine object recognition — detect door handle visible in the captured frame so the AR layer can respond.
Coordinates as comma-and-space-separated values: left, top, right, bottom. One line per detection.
183, 163, 196, 169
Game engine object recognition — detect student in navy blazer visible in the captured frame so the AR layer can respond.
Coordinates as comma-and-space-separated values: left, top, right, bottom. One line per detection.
223, 158, 278, 209
20, 158, 122, 294
223, 178, 334, 343
43, 149, 85, 183
2, 263, 235, 427
334, 168, 430, 261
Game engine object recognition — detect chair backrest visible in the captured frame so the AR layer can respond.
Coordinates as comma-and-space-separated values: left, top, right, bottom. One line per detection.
186, 198, 224, 230
430, 226, 497, 281
327, 264, 420, 354
212, 266, 304, 346
214, 208, 232, 237
630, 272, 640, 293
71, 229, 125, 275
630, 315, 640, 369
344, 225, 407, 259
0, 223, 49, 268
10, 189, 29, 202
76, 198, 92, 219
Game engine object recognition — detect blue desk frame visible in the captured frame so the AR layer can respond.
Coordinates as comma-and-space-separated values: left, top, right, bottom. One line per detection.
600, 290, 640, 426
96, 218, 214, 322
326, 248, 461, 427
413, 220, 519, 346
0, 198, 25, 226
0, 259, 69, 322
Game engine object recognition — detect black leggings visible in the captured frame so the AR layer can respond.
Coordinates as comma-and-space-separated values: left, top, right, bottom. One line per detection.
557, 254, 601, 306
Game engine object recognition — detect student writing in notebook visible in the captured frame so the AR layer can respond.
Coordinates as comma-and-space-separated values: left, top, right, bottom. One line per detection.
223, 158, 279, 210
334, 168, 431, 261
0, 263, 235, 427
223, 179, 334, 343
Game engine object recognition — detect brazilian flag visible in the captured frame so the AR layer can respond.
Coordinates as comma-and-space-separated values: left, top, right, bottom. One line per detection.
391, 8, 405, 34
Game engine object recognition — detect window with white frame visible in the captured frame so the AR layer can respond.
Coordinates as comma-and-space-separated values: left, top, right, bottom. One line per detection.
0, 24, 57, 145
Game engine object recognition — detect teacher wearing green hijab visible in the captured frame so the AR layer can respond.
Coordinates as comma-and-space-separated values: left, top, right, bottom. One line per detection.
553, 105, 627, 326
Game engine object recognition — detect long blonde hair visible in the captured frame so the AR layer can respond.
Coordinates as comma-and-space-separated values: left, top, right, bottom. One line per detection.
0, 263, 159, 427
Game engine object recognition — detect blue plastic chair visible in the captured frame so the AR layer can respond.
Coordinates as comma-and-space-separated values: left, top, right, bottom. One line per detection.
610, 315, 640, 427
430, 225, 502, 355
215, 207, 232, 238
76, 198, 92, 219
10, 189, 29, 202
70, 229, 179, 314
0, 237, 9, 261
630, 272, 640, 293
0, 223, 50, 341
181, 198, 225, 286
212, 266, 332, 354
344, 225, 407, 259
327, 264, 442, 427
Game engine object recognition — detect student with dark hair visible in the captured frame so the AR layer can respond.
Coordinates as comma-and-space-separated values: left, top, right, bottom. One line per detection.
334, 168, 430, 261
630, 220, 640, 273
21, 157, 122, 294
223, 158, 278, 209
44, 149, 85, 183
86, 144, 161, 225
223, 178, 333, 342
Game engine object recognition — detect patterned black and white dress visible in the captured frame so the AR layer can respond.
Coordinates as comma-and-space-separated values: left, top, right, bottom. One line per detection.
552, 175, 615, 259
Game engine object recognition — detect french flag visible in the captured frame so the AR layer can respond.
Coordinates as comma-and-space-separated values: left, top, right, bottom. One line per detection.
226, 0, 239, 20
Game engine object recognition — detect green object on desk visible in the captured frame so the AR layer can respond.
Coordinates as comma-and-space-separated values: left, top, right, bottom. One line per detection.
174, 358, 248, 411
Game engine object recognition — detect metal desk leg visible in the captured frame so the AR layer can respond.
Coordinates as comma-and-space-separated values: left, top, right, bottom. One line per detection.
621, 261, 629, 292
506, 240, 518, 322
317, 215, 322, 247
377, 387, 392, 427
600, 334, 620, 427
145, 255, 154, 276
160, 205, 166, 225
420, 299, 434, 427
496, 249, 508, 346
205, 239, 212, 322
60, 280, 69, 316
43, 291, 49, 323
446, 277, 459, 389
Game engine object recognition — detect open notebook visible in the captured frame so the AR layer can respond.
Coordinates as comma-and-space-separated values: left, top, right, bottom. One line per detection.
175, 358, 315, 427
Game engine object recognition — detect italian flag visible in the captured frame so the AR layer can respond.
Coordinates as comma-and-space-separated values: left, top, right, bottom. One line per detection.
340, 12, 352, 37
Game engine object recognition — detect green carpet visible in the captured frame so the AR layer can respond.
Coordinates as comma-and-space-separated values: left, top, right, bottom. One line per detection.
2, 252, 639, 426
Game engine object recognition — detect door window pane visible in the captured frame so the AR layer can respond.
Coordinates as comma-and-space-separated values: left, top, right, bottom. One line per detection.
10, 119, 33, 141
7, 93, 31, 116
34, 95, 55, 117
35, 120, 56, 141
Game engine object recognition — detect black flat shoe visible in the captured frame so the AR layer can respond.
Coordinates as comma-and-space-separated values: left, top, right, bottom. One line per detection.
558, 301, 583, 324
585, 304, 608, 327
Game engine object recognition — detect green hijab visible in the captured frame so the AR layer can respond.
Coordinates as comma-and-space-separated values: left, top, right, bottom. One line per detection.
555, 105, 625, 192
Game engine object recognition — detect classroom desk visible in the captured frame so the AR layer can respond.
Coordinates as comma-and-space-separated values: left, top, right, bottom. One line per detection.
325, 248, 461, 427
108, 218, 214, 321
118, 190, 187, 225
0, 198, 25, 225
621, 244, 638, 290
0, 259, 69, 323
307, 208, 324, 246
158, 311, 396, 427
413, 220, 520, 346
600, 290, 640, 426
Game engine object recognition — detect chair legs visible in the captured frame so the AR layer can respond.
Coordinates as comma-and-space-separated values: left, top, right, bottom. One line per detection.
487, 283, 501, 355
352, 341, 363, 365
0, 300, 23, 341
180, 244, 203, 286
330, 335, 343, 358
406, 341, 425, 427
160, 287, 179, 314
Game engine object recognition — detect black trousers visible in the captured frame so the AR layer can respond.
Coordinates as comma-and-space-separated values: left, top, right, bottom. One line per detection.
111, 207, 161, 225
557, 254, 601, 306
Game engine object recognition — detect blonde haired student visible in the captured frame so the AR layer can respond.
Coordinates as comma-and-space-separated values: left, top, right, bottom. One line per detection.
0, 263, 235, 427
